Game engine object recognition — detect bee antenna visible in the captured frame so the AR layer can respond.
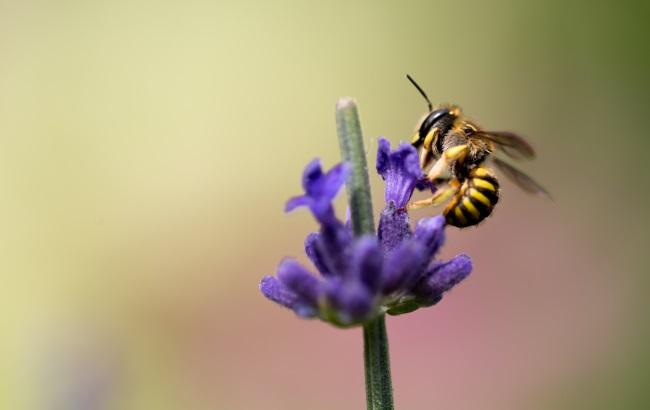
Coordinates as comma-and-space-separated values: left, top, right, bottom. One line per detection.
406, 74, 433, 112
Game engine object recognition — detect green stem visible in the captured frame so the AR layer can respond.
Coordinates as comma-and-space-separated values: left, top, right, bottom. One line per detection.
336, 97, 375, 236
335, 97, 394, 410
363, 315, 394, 410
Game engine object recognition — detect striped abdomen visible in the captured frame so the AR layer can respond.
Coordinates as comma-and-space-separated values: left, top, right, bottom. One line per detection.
444, 167, 500, 228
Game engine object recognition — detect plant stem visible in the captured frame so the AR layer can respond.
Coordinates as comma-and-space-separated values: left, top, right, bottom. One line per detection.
363, 315, 393, 410
336, 97, 375, 236
335, 97, 394, 410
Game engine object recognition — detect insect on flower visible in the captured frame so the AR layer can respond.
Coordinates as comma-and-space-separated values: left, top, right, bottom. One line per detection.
406, 75, 550, 228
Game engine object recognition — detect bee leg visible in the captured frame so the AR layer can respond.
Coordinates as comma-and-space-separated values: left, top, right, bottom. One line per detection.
418, 128, 439, 169
419, 146, 430, 170
407, 182, 459, 210
426, 144, 469, 181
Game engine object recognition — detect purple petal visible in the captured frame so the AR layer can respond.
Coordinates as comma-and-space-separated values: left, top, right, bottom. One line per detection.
314, 220, 353, 277
349, 236, 383, 292
301, 158, 325, 192
380, 216, 445, 299
325, 280, 374, 325
285, 159, 349, 224
319, 162, 350, 197
382, 240, 428, 295
413, 215, 446, 259
284, 195, 310, 213
428, 254, 472, 293
302, 160, 349, 207
260, 276, 297, 309
277, 259, 322, 308
381, 215, 446, 296
304, 232, 330, 276
376, 138, 392, 175
378, 202, 412, 253
413, 254, 472, 306
376, 137, 422, 208
292, 303, 318, 318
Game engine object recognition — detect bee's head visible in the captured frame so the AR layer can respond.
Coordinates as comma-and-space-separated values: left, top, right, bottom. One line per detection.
406, 75, 461, 147
412, 108, 457, 147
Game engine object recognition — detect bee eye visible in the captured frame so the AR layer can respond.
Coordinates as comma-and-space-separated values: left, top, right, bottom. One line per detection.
419, 108, 449, 137
428, 109, 448, 124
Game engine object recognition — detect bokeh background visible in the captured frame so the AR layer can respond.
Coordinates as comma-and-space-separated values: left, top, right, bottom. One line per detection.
2, 0, 649, 409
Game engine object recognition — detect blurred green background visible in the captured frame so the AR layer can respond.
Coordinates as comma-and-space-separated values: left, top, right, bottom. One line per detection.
1, 0, 649, 409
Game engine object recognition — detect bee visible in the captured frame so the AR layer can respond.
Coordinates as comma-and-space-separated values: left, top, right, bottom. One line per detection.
405, 74, 549, 228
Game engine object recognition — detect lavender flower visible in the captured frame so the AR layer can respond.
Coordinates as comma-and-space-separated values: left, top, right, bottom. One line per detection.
260, 138, 472, 327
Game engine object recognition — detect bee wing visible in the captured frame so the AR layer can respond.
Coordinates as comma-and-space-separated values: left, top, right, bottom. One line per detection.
476, 131, 535, 160
490, 157, 552, 199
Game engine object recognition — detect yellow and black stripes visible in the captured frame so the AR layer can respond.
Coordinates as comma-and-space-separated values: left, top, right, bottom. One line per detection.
443, 167, 500, 228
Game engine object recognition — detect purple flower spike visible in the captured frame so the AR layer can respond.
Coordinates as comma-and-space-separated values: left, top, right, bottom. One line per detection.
304, 233, 331, 276
325, 280, 374, 325
382, 240, 427, 295
260, 142, 474, 327
376, 138, 422, 208
286, 159, 350, 223
260, 276, 297, 310
378, 203, 411, 253
277, 259, 322, 308
381, 216, 445, 296
260, 259, 324, 318
413, 215, 446, 257
412, 254, 473, 307
427, 254, 473, 294
349, 236, 383, 293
